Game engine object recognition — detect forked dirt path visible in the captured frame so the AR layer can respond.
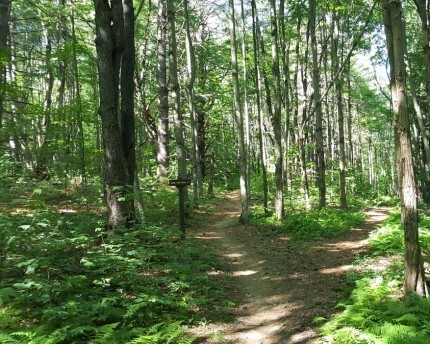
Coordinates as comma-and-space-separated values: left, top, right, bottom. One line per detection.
190, 193, 391, 344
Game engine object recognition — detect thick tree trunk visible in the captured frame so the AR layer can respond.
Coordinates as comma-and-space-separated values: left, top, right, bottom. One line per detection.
269, 0, 284, 220
93, 0, 134, 227
309, 0, 326, 208
382, 0, 428, 297
156, 0, 169, 178
229, 0, 249, 223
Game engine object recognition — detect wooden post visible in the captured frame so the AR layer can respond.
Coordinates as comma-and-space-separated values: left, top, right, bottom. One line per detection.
169, 178, 191, 238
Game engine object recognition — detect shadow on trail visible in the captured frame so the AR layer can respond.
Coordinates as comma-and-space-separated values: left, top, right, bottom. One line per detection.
191, 194, 390, 344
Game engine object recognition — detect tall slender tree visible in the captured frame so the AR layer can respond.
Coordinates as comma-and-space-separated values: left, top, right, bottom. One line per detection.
229, 0, 249, 223
269, 0, 284, 219
167, 0, 187, 182
0, 0, 10, 128
332, 5, 347, 209
251, 0, 268, 214
309, 0, 326, 208
382, 0, 428, 297
156, 0, 169, 178
184, 0, 203, 202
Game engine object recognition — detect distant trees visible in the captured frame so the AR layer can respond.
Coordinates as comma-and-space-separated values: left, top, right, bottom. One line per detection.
0, 0, 429, 262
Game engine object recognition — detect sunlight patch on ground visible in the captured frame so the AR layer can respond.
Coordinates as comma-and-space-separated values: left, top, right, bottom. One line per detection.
288, 329, 317, 343
229, 302, 299, 344
289, 272, 306, 279
59, 208, 78, 213
319, 264, 353, 274
233, 270, 258, 276
326, 239, 367, 250
206, 270, 226, 276
224, 252, 243, 258
194, 235, 223, 240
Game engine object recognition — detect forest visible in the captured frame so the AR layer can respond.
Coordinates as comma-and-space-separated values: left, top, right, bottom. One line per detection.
1, 0, 430, 343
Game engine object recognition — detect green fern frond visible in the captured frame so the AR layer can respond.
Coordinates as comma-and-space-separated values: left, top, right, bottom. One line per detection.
129, 322, 195, 344
0, 332, 21, 344
90, 322, 120, 344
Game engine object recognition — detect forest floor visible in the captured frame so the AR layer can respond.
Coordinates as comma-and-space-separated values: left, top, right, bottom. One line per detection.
189, 192, 391, 344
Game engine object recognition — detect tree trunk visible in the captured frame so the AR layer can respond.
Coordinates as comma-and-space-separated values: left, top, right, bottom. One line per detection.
251, 0, 268, 214
269, 0, 284, 220
333, 7, 347, 209
35, 28, 55, 180
184, 0, 203, 204
382, 0, 428, 297
156, 0, 169, 178
121, 0, 136, 191
409, 73, 430, 203
229, 0, 249, 223
71, 2, 86, 185
309, 0, 326, 208
413, 0, 430, 122
93, 0, 134, 227
0, 0, 10, 128
240, 0, 251, 196
167, 0, 187, 182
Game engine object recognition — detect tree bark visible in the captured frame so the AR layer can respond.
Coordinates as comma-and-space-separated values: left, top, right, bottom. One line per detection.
309, 0, 326, 208
333, 6, 347, 209
0, 0, 10, 128
229, 0, 249, 223
251, 0, 268, 214
167, 0, 187, 182
71, 2, 86, 185
121, 0, 136, 191
412, 0, 430, 119
269, 0, 284, 220
382, 0, 428, 297
93, 0, 134, 227
240, 0, 251, 196
184, 0, 203, 203
156, 0, 169, 178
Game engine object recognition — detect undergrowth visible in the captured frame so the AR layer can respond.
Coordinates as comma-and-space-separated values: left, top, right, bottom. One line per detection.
250, 207, 366, 239
0, 184, 230, 343
317, 209, 430, 343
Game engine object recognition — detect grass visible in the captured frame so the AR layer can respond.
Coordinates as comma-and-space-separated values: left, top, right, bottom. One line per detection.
0, 183, 231, 343
317, 209, 430, 343
250, 206, 366, 240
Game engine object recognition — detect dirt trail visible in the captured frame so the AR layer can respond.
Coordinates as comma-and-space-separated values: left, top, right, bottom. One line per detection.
191, 193, 391, 344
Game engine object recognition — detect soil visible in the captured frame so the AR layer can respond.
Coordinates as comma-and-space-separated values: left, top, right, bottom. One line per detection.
189, 192, 391, 344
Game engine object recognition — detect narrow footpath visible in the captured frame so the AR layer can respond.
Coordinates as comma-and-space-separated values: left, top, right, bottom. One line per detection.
190, 193, 391, 344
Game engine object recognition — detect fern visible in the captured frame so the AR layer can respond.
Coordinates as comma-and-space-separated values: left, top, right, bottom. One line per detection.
0, 333, 21, 344
129, 322, 195, 344
90, 322, 120, 344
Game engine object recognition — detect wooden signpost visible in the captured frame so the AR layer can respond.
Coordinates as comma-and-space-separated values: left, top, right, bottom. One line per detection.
168, 178, 191, 238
